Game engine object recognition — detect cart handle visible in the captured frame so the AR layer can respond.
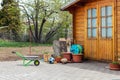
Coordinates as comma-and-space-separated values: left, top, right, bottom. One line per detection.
12, 51, 26, 60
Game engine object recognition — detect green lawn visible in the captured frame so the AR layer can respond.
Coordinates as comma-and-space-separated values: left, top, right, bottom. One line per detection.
0, 40, 52, 47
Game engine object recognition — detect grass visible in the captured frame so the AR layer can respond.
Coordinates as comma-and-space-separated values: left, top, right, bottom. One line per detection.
0, 40, 52, 47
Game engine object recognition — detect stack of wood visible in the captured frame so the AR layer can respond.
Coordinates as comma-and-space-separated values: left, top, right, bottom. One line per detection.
53, 38, 72, 57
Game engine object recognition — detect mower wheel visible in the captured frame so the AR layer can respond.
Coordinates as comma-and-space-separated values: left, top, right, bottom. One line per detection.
34, 60, 40, 66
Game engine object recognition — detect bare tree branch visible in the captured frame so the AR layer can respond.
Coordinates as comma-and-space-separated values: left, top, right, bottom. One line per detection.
45, 23, 61, 42
19, 5, 36, 41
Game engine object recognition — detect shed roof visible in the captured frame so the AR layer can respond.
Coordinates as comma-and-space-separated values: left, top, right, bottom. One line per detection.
61, 0, 81, 11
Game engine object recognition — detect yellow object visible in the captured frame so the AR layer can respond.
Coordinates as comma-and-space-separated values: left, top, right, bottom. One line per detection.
43, 54, 51, 62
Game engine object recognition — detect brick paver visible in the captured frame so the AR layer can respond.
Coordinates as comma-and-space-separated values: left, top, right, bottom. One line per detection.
0, 61, 120, 80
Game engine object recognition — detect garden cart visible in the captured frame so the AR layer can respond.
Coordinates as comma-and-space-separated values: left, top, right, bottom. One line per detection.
12, 51, 40, 66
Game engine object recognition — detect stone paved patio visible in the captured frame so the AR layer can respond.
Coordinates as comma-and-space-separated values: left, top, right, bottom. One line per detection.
0, 60, 120, 80
65, 60, 120, 75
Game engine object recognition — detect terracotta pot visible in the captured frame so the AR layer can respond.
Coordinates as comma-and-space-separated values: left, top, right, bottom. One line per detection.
72, 54, 83, 63
109, 63, 120, 70
55, 57, 62, 63
62, 52, 72, 61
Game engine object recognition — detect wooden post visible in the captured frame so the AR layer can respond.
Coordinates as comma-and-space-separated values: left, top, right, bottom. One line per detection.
29, 30, 32, 55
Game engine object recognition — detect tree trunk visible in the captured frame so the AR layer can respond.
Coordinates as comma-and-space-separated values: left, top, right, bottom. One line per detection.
38, 18, 46, 42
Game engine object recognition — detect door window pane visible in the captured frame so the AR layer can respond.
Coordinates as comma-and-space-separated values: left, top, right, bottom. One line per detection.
92, 9, 96, 17
107, 6, 112, 16
102, 28, 106, 38
101, 7, 105, 16
107, 17, 112, 27
88, 9, 91, 18
107, 28, 112, 37
88, 29, 91, 38
88, 19, 91, 28
92, 19, 96, 27
87, 8, 97, 38
92, 28, 97, 37
101, 18, 106, 27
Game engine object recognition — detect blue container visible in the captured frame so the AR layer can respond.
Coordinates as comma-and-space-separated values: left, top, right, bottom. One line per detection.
70, 44, 83, 54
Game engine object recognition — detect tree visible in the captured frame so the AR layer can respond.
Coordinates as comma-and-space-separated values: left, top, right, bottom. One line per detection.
20, 0, 72, 43
20, 0, 60, 43
0, 0, 20, 41
51, 0, 72, 39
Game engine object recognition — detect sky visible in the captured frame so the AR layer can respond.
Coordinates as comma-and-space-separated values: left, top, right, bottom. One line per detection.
0, 0, 2, 9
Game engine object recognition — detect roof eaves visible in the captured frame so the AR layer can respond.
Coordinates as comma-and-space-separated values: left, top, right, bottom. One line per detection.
61, 0, 80, 11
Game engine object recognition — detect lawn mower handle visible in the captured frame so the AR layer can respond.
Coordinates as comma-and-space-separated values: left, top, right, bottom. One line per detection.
12, 51, 16, 54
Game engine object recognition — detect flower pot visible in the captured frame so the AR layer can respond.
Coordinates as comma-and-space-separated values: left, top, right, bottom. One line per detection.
55, 57, 62, 63
109, 63, 120, 70
62, 52, 72, 61
72, 54, 83, 63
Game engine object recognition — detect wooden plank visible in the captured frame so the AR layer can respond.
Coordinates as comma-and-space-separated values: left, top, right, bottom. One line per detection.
75, 23, 85, 26
113, 1, 116, 61
74, 5, 85, 46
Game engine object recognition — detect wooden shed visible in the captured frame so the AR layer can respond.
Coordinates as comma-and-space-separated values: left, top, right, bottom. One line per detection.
61, 0, 120, 62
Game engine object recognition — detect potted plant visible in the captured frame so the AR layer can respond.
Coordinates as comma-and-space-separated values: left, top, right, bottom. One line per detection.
109, 61, 120, 70
70, 44, 83, 63
55, 56, 62, 63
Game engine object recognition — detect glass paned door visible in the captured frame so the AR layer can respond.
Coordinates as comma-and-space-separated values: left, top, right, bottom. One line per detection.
86, 4, 113, 61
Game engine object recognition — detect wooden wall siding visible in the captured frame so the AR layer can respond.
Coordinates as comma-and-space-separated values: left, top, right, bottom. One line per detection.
73, 7, 85, 46
73, 0, 115, 61
117, 0, 120, 57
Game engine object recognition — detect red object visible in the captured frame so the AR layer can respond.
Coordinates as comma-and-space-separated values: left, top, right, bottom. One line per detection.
72, 54, 83, 63
62, 52, 72, 61
109, 63, 120, 70
55, 57, 62, 63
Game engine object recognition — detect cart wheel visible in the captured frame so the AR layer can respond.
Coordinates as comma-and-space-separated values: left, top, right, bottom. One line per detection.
34, 60, 40, 66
